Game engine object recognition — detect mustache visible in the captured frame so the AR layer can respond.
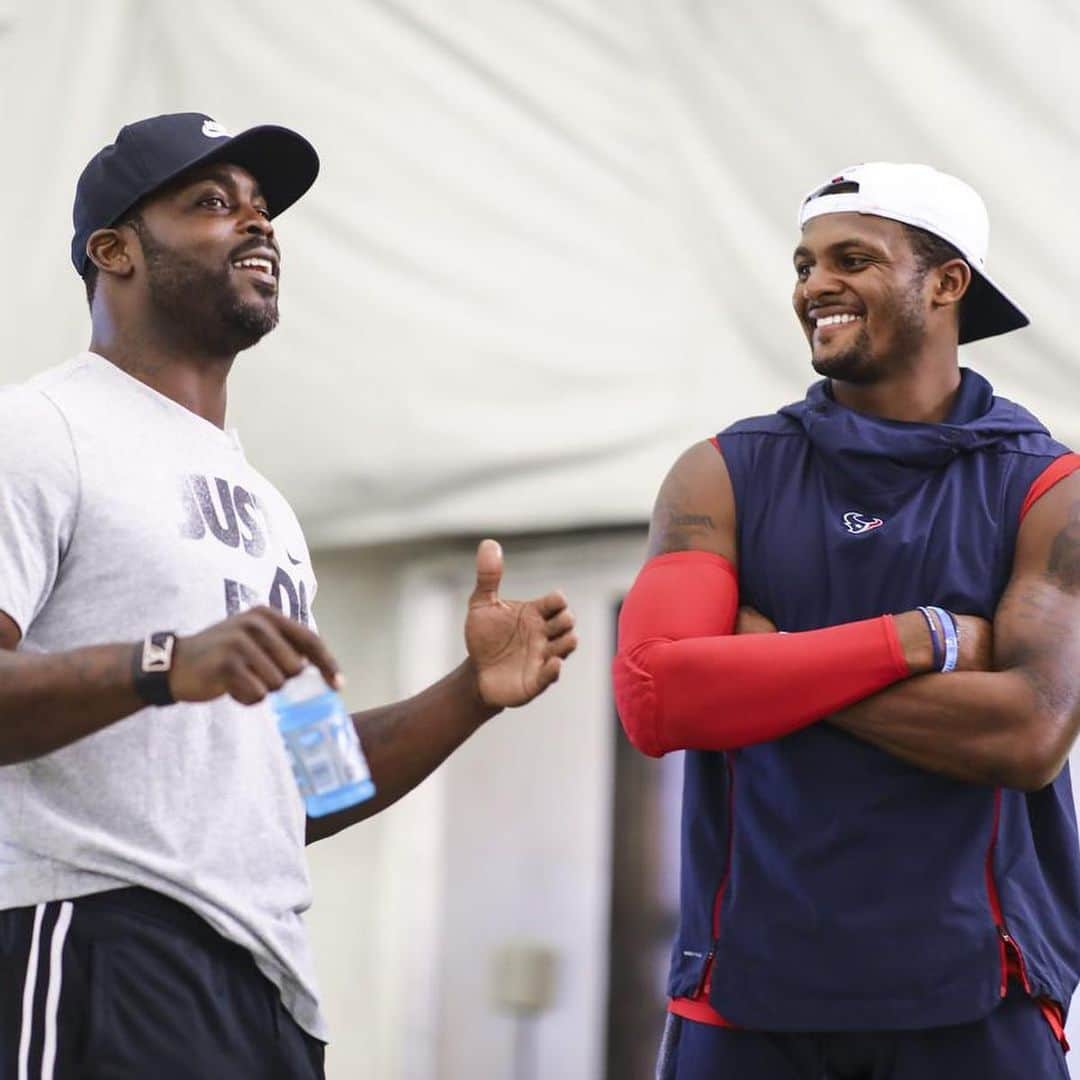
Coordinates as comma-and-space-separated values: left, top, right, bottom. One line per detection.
229, 238, 280, 263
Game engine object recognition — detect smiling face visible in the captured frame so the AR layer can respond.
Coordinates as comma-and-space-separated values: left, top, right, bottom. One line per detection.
123, 163, 282, 355
792, 213, 934, 385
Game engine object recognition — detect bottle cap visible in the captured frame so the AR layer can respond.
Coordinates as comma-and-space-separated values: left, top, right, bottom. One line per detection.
274, 664, 334, 706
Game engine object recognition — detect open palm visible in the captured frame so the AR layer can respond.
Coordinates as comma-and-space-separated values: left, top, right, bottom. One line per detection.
464, 540, 578, 708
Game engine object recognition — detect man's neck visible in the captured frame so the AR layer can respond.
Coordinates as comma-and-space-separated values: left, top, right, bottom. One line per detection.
830, 358, 962, 425
89, 325, 234, 429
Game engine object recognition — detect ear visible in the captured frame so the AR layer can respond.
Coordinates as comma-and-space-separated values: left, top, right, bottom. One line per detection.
931, 257, 972, 311
85, 226, 137, 280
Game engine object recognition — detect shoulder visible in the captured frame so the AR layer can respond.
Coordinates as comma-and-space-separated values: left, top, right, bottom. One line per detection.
661, 438, 729, 485
983, 392, 1070, 459
0, 382, 77, 463
0, 355, 104, 437
0, 366, 84, 507
720, 411, 804, 440
716, 410, 806, 497
1013, 466, 1080, 577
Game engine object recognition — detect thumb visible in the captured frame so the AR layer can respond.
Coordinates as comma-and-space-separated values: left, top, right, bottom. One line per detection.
471, 539, 503, 605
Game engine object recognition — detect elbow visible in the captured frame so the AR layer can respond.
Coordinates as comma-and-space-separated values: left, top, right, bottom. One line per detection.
612, 653, 665, 758
615, 701, 666, 759
995, 725, 1068, 793
1001, 755, 1065, 793
1000, 763, 1061, 793
618, 715, 665, 759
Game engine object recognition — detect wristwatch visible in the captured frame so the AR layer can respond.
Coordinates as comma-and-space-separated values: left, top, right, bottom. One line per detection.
132, 631, 178, 706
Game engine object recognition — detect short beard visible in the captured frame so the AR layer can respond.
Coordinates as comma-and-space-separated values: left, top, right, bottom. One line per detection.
811, 323, 877, 384
810, 283, 927, 386
137, 222, 278, 357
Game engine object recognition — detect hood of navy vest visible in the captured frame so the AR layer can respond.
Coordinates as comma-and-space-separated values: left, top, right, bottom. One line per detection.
777, 368, 1049, 496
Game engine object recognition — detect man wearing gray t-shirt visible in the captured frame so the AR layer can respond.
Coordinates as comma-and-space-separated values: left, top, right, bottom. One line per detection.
0, 113, 578, 1080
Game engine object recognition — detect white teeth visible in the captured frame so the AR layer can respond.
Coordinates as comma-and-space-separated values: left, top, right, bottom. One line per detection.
233, 257, 273, 273
814, 313, 860, 327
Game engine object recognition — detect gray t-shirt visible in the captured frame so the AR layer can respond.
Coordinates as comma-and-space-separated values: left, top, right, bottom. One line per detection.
0, 353, 329, 1040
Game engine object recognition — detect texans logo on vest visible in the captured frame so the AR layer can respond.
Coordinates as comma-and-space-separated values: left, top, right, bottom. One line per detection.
842, 511, 884, 534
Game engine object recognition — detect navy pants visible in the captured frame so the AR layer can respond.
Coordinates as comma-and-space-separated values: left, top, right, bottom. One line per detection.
0, 888, 325, 1080
660, 990, 1070, 1080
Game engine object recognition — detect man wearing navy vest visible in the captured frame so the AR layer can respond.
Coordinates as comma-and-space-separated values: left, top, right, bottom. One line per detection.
614, 163, 1080, 1078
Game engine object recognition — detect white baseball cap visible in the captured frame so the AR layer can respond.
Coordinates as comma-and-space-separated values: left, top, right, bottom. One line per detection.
798, 163, 1028, 344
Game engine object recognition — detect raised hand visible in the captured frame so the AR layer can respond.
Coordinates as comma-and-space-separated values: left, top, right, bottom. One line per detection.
464, 539, 578, 708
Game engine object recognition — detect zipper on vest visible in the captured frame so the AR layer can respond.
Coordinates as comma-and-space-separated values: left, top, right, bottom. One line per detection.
997, 928, 1032, 995
985, 787, 1032, 997
693, 948, 716, 998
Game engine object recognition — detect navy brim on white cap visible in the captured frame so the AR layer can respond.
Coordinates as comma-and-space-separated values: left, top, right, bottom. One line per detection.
799, 163, 1028, 345
72, 112, 319, 275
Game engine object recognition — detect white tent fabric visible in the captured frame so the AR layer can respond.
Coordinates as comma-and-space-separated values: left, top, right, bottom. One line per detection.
1, 1, 1077, 547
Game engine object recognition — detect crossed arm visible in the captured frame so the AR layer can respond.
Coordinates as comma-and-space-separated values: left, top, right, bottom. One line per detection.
827, 484, 1080, 788
614, 439, 1080, 791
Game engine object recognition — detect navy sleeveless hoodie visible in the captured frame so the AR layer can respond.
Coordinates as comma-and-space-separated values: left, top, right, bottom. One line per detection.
668, 368, 1080, 1030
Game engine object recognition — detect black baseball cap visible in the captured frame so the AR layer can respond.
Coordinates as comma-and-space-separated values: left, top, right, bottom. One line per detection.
71, 112, 320, 275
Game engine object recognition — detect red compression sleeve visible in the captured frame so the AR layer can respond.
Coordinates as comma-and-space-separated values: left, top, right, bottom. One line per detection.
613, 551, 910, 757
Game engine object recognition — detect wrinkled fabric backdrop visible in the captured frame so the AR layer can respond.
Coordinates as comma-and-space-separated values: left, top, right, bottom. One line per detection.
0, 0, 1076, 546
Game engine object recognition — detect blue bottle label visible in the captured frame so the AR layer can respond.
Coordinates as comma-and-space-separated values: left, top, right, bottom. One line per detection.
273, 683, 375, 816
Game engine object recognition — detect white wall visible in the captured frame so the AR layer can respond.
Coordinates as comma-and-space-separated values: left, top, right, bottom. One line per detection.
298, 545, 402, 1076
305, 532, 645, 1079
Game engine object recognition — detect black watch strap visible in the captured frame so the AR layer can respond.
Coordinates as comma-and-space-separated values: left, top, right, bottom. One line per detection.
132, 631, 178, 706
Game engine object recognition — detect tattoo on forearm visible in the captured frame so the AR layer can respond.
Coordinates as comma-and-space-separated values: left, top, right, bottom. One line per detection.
1046, 500, 1080, 595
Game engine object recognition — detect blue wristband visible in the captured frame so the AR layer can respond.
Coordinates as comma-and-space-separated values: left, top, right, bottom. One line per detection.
929, 606, 959, 673
917, 606, 944, 671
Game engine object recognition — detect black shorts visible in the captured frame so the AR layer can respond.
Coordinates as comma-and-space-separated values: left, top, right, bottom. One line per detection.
0, 887, 325, 1080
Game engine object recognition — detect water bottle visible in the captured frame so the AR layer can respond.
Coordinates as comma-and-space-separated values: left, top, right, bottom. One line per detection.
272, 666, 376, 816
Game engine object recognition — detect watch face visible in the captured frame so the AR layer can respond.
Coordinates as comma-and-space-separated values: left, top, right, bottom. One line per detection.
142, 632, 176, 673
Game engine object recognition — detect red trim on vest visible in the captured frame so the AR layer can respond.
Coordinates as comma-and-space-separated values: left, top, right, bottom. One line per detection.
1039, 997, 1069, 1052
668, 995, 737, 1026
708, 434, 722, 454
670, 758, 738, 1027
1019, 453, 1080, 523
985, 787, 1008, 996
670, 989, 1068, 1045
984, 788, 1033, 995
985, 791, 1068, 1049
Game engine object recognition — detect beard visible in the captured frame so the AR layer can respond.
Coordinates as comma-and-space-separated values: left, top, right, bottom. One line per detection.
810, 283, 927, 386
138, 225, 278, 356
